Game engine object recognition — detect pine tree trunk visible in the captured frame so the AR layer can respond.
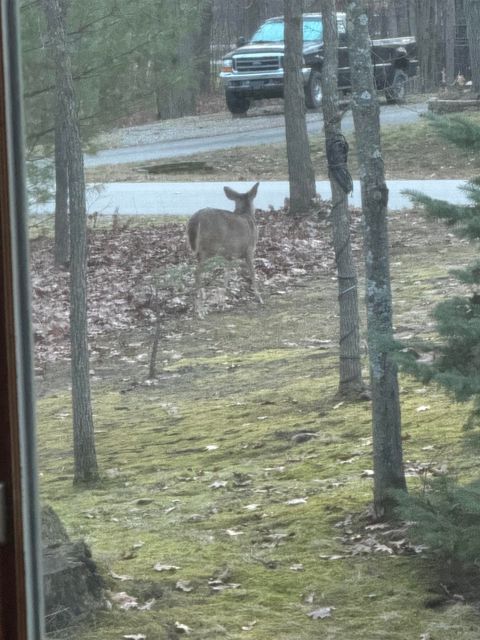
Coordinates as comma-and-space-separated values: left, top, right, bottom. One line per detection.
42, 0, 99, 485
283, 0, 317, 216
347, 0, 407, 517
319, 0, 364, 399
464, 0, 480, 93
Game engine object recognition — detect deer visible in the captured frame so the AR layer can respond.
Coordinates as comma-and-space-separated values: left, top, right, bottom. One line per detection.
186, 182, 262, 313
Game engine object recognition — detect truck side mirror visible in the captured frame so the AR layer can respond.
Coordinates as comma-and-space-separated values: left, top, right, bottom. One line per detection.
236, 36, 246, 47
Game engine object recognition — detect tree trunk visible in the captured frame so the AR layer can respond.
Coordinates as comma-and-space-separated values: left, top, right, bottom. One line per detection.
196, 0, 215, 94
42, 0, 99, 485
246, 0, 266, 37
445, 0, 456, 85
54, 115, 69, 268
347, 0, 407, 517
414, 0, 441, 90
319, 0, 364, 398
464, 0, 480, 92
397, 0, 412, 35
408, 0, 417, 34
386, 2, 399, 37
283, 0, 317, 216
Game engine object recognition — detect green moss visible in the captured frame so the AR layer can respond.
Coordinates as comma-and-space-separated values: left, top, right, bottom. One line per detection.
36, 212, 480, 639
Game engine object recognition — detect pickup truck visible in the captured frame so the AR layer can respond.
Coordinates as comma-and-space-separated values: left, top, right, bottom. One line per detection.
219, 12, 417, 114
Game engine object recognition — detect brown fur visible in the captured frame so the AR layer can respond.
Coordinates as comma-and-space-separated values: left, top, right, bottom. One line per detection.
187, 182, 262, 308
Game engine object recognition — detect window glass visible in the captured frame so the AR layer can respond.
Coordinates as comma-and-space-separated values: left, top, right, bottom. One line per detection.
250, 18, 323, 43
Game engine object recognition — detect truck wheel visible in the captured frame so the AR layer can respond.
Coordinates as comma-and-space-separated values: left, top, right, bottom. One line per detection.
386, 69, 408, 104
305, 70, 322, 109
225, 91, 250, 115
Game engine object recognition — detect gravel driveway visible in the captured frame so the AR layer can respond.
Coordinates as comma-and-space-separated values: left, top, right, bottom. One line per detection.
95, 103, 305, 148
90, 100, 427, 167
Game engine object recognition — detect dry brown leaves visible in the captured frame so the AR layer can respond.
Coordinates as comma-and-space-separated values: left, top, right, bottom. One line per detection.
29, 205, 363, 367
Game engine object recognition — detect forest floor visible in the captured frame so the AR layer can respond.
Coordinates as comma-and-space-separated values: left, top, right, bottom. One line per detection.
33, 185, 480, 637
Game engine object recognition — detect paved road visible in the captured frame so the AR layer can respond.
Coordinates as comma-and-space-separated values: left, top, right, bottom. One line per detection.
32, 179, 469, 216
84, 102, 428, 167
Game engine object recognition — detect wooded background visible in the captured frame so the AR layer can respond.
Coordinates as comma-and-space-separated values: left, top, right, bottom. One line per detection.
21, 0, 471, 155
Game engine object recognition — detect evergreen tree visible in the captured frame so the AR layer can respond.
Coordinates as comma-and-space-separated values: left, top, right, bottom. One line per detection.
404, 114, 480, 426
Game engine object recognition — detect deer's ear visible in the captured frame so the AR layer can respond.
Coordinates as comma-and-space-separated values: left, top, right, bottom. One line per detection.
249, 182, 259, 198
224, 186, 238, 200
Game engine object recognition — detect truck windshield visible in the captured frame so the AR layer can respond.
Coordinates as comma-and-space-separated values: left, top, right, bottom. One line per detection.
250, 18, 323, 43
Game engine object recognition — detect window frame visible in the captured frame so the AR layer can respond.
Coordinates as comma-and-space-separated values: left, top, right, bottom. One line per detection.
0, 2, 43, 638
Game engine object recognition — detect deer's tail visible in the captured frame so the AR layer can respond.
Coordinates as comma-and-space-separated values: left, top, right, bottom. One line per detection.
187, 214, 200, 253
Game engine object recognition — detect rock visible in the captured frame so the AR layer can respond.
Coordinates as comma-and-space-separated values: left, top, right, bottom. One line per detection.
42, 505, 105, 632
427, 97, 480, 114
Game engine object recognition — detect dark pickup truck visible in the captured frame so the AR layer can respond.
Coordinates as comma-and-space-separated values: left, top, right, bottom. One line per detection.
219, 12, 417, 114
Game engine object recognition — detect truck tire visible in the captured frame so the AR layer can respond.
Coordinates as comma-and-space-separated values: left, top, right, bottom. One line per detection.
305, 70, 322, 109
386, 69, 408, 104
225, 91, 250, 115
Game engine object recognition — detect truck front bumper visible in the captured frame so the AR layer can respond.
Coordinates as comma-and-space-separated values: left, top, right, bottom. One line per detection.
220, 68, 311, 97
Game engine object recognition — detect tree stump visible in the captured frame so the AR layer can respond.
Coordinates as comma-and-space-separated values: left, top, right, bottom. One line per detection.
42, 505, 105, 632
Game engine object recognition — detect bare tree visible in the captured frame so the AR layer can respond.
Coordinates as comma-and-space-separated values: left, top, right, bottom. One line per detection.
319, 0, 364, 399
283, 0, 317, 215
347, 0, 407, 517
42, 0, 99, 485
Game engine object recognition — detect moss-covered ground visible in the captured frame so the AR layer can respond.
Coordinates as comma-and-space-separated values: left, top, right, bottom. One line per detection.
38, 209, 480, 639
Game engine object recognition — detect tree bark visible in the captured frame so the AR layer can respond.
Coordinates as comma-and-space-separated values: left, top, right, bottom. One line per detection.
42, 0, 99, 485
245, 0, 266, 37
54, 114, 69, 267
445, 0, 456, 85
386, 2, 399, 37
464, 0, 480, 93
319, 0, 364, 398
283, 0, 317, 216
196, 0, 215, 94
347, 0, 407, 517
414, 0, 441, 90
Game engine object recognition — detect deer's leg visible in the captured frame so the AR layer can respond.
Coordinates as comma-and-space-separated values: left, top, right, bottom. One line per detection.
245, 252, 263, 304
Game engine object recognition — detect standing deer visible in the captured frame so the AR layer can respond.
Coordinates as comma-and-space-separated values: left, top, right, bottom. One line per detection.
187, 182, 262, 312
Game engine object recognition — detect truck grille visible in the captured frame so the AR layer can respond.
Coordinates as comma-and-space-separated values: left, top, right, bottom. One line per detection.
233, 55, 282, 73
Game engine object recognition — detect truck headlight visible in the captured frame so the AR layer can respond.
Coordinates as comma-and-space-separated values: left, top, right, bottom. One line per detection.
221, 59, 233, 73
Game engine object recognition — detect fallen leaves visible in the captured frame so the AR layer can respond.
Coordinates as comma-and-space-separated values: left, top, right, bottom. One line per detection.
307, 606, 335, 620
153, 563, 180, 573
334, 513, 428, 557
30, 207, 345, 368
110, 592, 155, 611
174, 621, 192, 634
